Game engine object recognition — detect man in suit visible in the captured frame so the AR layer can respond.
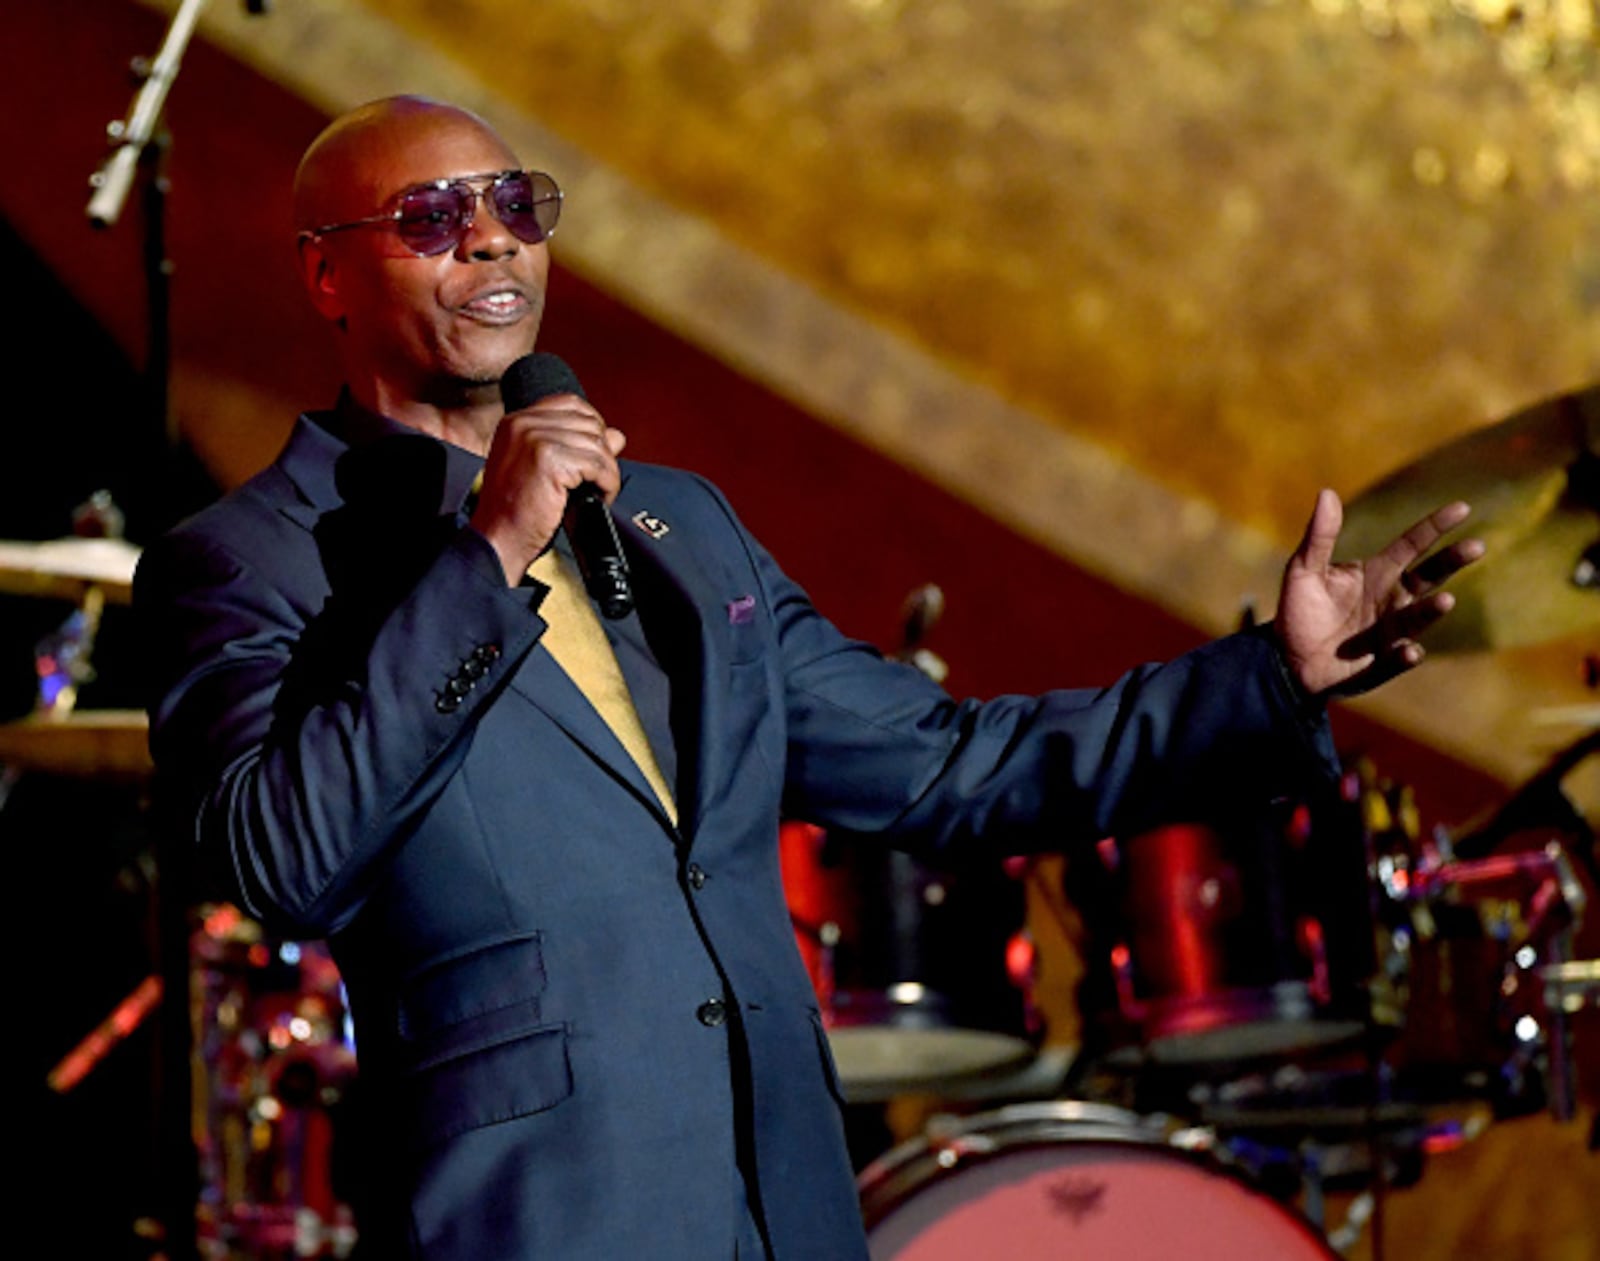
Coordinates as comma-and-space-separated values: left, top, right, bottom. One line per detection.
135, 95, 1479, 1259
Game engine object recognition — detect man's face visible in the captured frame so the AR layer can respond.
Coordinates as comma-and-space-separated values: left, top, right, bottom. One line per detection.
306, 112, 550, 408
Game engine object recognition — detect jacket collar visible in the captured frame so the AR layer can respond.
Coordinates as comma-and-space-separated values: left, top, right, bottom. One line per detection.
270, 408, 716, 838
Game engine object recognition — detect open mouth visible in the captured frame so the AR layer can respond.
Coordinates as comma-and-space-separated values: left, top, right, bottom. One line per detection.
459, 289, 529, 322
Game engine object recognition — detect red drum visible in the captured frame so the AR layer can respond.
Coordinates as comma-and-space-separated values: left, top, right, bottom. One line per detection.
1095, 811, 1378, 1064
859, 1102, 1336, 1260
779, 821, 1035, 1098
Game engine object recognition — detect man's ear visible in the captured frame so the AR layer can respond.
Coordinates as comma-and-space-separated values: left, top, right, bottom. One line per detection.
296, 233, 346, 323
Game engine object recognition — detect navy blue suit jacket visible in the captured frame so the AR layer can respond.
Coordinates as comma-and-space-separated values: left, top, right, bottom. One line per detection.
136, 413, 1338, 1259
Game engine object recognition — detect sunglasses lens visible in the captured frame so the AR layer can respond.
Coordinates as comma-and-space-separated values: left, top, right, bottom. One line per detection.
490, 171, 561, 244
394, 185, 470, 256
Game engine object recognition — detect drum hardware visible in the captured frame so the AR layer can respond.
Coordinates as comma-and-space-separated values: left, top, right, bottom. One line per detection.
1395, 840, 1589, 1122
1443, 728, 1599, 863
0, 512, 151, 782
1541, 958, 1600, 1011
46, 974, 165, 1094
191, 902, 357, 1259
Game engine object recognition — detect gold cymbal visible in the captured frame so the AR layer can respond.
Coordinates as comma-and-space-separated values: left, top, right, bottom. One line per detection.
0, 537, 140, 605
0, 709, 152, 778
1336, 383, 1600, 652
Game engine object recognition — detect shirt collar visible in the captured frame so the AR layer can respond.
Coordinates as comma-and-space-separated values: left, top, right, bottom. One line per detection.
311, 387, 486, 516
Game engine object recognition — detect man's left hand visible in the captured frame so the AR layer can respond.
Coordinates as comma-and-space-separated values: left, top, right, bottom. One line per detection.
1274, 489, 1485, 699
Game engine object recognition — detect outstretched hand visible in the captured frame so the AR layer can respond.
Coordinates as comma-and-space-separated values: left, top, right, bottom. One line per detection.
1274, 489, 1485, 699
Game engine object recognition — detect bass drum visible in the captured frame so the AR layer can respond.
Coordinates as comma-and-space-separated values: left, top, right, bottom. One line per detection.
859, 1102, 1337, 1260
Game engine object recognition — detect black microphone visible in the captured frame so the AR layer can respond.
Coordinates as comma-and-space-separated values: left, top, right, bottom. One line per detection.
499, 352, 634, 619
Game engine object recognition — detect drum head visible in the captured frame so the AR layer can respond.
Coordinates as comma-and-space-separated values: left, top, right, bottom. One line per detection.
861, 1103, 1335, 1260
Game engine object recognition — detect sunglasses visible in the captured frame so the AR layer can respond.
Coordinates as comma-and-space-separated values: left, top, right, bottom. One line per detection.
304, 169, 562, 257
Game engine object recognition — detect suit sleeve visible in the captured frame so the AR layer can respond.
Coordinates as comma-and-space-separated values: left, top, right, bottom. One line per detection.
698, 478, 1339, 857
137, 512, 544, 937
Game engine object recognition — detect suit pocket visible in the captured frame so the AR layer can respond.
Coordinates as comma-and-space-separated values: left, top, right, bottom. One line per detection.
404, 1011, 573, 1149
395, 933, 572, 1148
398, 930, 546, 1042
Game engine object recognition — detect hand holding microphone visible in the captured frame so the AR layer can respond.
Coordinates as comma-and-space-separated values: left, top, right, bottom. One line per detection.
470, 352, 633, 616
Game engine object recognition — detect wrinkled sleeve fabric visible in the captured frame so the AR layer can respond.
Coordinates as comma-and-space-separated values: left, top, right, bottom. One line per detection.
137, 507, 541, 938
697, 476, 1339, 858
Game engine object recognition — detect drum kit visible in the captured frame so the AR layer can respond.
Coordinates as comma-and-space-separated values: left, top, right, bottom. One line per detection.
3, 522, 357, 1258
7, 388, 1600, 1259
794, 388, 1600, 1258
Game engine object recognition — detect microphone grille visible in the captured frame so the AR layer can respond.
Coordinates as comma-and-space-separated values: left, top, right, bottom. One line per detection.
500, 352, 585, 411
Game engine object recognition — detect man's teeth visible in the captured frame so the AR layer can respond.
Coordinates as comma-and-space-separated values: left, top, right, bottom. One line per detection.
466, 291, 520, 311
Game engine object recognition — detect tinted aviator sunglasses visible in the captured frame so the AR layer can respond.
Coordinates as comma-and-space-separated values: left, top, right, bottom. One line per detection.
303, 169, 562, 257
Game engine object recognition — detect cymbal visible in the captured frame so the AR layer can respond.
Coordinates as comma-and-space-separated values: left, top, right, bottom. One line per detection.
1532, 705, 1600, 727
0, 537, 140, 604
1336, 383, 1600, 652
0, 709, 152, 778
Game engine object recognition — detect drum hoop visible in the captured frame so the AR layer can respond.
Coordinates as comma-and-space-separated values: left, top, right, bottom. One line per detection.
858, 1101, 1177, 1226
858, 1100, 1337, 1257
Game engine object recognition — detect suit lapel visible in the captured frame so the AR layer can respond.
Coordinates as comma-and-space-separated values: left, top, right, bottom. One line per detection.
273, 415, 346, 527
611, 476, 735, 843
268, 425, 717, 839
504, 647, 680, 834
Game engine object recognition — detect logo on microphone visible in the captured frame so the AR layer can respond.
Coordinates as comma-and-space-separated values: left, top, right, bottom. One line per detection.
631, 510, 670, 541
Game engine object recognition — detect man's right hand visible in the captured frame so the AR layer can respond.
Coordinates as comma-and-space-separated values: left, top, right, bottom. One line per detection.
468, 393, 627, 586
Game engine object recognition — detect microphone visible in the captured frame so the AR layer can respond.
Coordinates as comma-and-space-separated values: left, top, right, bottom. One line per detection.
500, 352, 634, 619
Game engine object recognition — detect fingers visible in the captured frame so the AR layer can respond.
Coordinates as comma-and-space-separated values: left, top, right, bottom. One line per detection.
1386, 588, 1457, 643
1376, 500, 1471, 580
471, 396, 626, 583
1292, 488, 1344, 573
495, 396, 623, 495
1341, 588, 1456, 658
1400, 535, 1485, 597
1335, 639, 1427, 697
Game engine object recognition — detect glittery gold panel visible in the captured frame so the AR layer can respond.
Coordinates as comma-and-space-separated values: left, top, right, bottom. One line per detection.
365, 0, 1600, 540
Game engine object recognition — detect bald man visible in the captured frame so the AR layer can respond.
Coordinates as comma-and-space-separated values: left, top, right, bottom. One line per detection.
135, 96, 1479, 1259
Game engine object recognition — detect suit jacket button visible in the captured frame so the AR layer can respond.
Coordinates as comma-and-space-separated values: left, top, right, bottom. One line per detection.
435, 693, 461, 714
696, 998, 727, 1027
687, 863, 707, 890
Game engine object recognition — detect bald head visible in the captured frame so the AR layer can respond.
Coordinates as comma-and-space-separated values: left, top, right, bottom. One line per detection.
293, 96, 519, 235
288, 96, 553, 431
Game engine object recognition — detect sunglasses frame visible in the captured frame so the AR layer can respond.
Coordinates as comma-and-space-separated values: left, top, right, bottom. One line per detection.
302, 169, 562, 257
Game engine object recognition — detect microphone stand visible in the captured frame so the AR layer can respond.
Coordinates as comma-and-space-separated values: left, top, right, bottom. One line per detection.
83, 6, 221, 1258
87, 0, 214, 455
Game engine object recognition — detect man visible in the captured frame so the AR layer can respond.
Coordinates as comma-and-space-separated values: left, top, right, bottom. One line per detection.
136, 95, 1480, 1259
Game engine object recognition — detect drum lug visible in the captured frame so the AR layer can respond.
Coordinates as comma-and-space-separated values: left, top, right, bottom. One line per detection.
928, 1130, 998, 1170
1296, 917, 1331, 1006
1111, 942, 1149, 1022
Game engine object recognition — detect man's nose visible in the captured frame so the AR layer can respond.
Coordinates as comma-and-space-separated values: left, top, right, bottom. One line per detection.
456, 195, 518, 261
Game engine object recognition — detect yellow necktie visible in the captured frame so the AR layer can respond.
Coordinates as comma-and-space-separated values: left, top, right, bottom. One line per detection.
528, 549, 678, 826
